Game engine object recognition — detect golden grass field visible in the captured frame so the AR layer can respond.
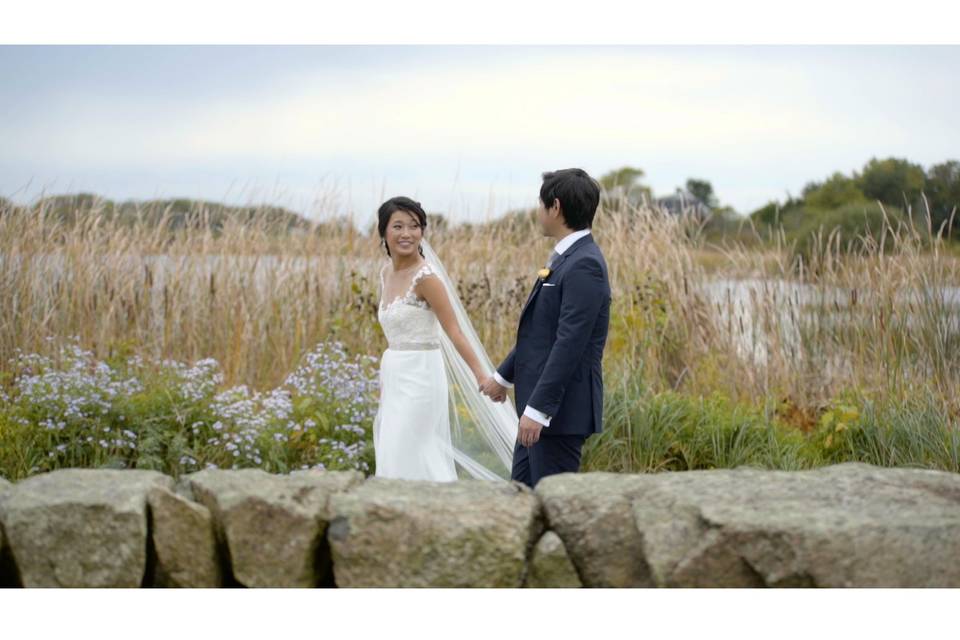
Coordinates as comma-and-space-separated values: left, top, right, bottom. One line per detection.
1, 194, 958, 463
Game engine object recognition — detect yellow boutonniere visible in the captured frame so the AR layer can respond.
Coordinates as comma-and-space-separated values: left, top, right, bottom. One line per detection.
538, 268, 551, 281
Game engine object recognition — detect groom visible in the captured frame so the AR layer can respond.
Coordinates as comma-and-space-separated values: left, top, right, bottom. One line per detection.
480, 168, 611, 488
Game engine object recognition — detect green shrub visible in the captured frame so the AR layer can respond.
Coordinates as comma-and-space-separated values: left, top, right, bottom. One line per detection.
815, 393, 960, 472
583, 372, 813, 473
585, 376, 959, 476
790, 202, 906, 267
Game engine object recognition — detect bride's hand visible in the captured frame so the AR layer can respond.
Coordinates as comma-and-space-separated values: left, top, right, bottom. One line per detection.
478, 375, 508, 403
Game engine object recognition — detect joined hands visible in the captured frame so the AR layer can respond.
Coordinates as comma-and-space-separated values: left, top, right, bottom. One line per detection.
478, 376, 508, 403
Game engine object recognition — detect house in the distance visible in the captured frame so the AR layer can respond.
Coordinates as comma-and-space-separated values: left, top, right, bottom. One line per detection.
655, 189, 713, 220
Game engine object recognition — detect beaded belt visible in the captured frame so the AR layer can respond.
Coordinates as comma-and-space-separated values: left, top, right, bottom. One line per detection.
388, 341, 440, 351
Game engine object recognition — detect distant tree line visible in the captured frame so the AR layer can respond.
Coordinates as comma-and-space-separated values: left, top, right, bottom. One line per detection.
751, 157, 959, 237
0, 193, 349, 237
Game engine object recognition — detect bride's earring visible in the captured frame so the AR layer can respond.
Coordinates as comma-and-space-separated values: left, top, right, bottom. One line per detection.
418, 244, 425, 258
381, 239, 391, 257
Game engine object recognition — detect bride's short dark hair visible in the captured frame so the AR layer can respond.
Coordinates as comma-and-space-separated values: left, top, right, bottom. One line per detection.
377, 196, 428, 257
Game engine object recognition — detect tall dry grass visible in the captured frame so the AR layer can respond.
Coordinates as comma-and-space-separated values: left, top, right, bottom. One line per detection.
1, 194, 958, 421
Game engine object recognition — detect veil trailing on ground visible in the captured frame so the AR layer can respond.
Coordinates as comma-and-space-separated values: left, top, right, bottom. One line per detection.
420, 238, 519, 481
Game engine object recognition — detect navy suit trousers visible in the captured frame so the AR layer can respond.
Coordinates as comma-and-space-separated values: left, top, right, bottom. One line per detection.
510, 434, 588, 488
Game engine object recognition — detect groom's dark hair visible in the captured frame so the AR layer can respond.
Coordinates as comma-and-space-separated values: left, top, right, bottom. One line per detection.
540, 168, 601, 231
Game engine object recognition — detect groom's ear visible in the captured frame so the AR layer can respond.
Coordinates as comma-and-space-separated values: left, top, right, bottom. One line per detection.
547, 197, 562, 218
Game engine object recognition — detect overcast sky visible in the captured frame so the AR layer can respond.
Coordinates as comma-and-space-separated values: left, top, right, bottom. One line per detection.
1, 45, 957, 225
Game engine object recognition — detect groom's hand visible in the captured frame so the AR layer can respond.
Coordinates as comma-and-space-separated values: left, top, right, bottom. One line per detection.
518, 415, 542, 447
479, 377, 507, 403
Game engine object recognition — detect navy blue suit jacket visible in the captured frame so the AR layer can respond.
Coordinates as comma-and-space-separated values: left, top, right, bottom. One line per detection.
496, 233, 611, 437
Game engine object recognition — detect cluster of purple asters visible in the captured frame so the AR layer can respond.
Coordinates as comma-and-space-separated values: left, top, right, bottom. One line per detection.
3, 336, 380, 476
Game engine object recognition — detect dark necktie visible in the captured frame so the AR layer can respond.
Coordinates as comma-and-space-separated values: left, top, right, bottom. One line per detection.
546, 250, 560, 269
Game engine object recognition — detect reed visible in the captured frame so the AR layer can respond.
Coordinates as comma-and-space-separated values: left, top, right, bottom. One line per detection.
2, 191, 958, 426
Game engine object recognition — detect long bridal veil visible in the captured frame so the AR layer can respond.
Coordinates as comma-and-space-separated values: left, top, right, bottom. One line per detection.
420, 238, 519, 481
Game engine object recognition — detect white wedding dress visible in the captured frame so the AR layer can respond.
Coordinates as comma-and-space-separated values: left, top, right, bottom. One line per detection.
373, 261, 459, 481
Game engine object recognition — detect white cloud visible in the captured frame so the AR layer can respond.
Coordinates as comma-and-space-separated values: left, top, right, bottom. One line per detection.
3, 47, 958, 217
3, 50, 860, 163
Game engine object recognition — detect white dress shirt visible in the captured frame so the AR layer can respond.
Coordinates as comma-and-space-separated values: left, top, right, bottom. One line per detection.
494, 229, 592, 427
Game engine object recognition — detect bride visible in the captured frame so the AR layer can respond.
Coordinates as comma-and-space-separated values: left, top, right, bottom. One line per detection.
373, 196, 518, 482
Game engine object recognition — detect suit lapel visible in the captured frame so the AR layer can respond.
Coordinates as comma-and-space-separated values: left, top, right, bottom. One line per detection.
518, 234, 593, 322
519, 279, 542, 319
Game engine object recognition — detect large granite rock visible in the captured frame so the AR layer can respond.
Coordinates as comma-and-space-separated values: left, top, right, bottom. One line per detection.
536, 462, 960, 587
3, 463, 958, 588
327, 478, 542, 587
0, 476, 15, 586
0, 469, 174, 587
184, 468, 363, 587
524, 530, 582, 588
147, 485, 221, 587
0, 476, 10, 554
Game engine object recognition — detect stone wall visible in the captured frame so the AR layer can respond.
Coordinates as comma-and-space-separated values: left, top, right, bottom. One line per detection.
1, 462, 959, 588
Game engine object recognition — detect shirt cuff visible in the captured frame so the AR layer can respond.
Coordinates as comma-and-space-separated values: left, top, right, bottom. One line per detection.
524, 405, 552, 427
493, 371, 514, 389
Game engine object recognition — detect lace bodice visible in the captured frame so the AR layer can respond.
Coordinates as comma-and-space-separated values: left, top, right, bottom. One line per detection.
377, 262, 441, 349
